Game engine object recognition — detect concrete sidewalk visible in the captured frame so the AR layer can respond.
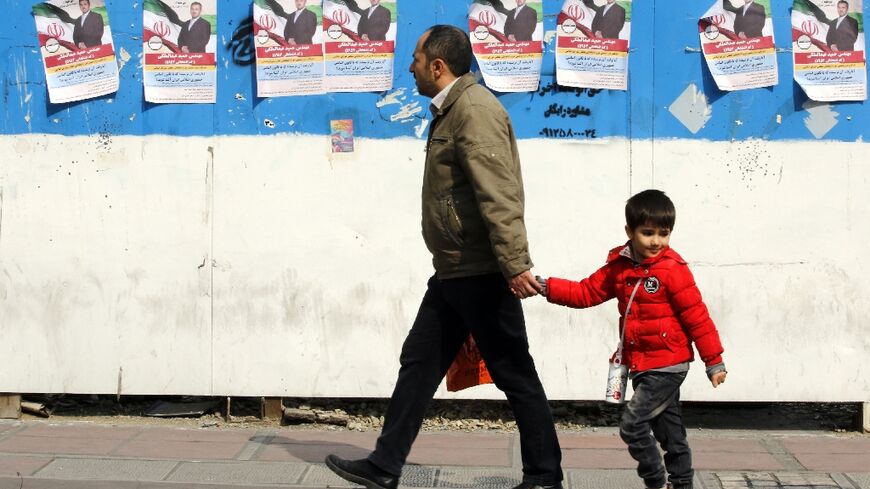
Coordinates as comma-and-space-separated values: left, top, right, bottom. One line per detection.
0, 420, 867, 489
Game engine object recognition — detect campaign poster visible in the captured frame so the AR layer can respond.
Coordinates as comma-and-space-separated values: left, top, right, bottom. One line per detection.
322, 0, 396, 92
469, 0, 543, 92
792, 0, 866, 101
698, 0, 778, 91
556, 0, 631, 90
330, 119, 354, 152
143, 0, 217, 103
253, 0, 325, 97
32, 0, 119, 104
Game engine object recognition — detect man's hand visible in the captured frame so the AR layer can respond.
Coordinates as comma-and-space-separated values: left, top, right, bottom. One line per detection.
831, 44, 840, 51
710, 370, 727, 387
181, 46, 190, 53
78, 42, 86, 50
508, 270, 542, 299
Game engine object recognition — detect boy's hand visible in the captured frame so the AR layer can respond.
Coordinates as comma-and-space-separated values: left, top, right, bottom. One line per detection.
710, 370, 727, 387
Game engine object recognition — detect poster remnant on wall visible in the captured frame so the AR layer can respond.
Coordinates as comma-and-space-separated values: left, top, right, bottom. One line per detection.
322, 0, 396, 92
143, 0, 217, 103
32, 0, 119, 103
253, 0, 325, 97
469, 0, 543, 92
792, 0, 866, 101
556, 0, 631, 91
698, 0, 779, 91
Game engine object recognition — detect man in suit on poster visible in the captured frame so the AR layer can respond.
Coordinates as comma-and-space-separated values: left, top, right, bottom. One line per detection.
805, 0, 859, 51
722, 0, 766, 39
504, 0, 537, 42
73, 0, 104, 49
354, 0, 391, 41
178, 2, 211, 53
582, 0, 626, 39
265, 0, 317, 45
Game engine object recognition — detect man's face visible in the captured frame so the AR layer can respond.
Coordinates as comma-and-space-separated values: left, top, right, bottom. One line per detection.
79, 0, 90, 14
370, 0, 380, 6
837, 2, 848, 16
295, 0, 306, 9
190, 3, 201, 18
516, 0, 526, 6
409, 32, 438, 98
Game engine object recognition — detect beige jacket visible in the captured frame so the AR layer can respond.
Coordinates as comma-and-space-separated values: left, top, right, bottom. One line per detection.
421, 73, 532, 279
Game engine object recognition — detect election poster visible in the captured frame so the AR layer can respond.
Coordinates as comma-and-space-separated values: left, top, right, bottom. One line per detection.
143, 0, 217, 103
792, 0, 866, 101
469, 0, 543, 92
556, 0, 631, 90
322, 0, 396, 92
253, 0, 325, 97
32, 0, 119, 104
698, 0, 778, 91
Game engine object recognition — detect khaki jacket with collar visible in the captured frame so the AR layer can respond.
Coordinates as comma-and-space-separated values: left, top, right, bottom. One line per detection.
422, 72, 532, 279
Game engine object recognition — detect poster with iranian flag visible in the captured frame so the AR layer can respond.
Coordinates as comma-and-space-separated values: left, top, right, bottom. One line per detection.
556, 0, 631, 90
322, 0, 396, 92
143, 0, 217, 103
253, 0, 325, 97
32, 0, 119, 104
469, 0, 543, 92
698, 0, 778, 91
792, 0, 866, 101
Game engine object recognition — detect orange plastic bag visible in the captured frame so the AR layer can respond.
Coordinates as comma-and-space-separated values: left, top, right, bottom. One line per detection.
446, 335, 493, 392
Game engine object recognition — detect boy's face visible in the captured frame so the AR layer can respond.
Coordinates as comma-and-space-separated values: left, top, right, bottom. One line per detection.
625, 223, 671, 261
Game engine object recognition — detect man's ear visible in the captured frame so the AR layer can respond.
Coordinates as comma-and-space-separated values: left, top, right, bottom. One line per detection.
430, 58, 447, 78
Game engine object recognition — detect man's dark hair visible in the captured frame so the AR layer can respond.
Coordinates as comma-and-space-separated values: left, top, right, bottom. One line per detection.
625, 189, 676, 231
80, 0, 90, 4
191, 2, 202, 8
838, 0, 849, 7
422, 25, 472, 77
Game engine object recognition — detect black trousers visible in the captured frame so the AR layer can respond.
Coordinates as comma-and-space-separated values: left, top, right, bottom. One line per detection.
368, 274, 563, 486
620, 371, 692, 489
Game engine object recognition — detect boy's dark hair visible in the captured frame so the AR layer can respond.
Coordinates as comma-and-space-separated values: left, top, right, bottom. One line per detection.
422, 25, 472, 77
625, 189, 676, 230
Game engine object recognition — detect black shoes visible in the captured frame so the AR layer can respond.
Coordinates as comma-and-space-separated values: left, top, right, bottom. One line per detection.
511, 483, 564, 489
324, 454, 399, 489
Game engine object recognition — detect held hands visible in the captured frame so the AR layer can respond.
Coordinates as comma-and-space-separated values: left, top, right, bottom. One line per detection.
710, 370, 727, 388
508, 270, 543, 299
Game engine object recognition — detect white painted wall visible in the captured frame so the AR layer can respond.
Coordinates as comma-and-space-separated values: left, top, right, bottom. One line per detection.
1, 134, 868, 401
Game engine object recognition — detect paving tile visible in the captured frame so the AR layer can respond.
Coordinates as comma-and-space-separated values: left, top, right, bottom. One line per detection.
847, 472, 870, 489
566, 468, 641, 489
0, 435, 125, 456
167, 461, 306, 485
689, 437, 769, 453
113, 439, 244, 461
781, 437, 870, 454
33, 458, 176, 481
0, 454, 52, 476
435, 467, 521, 488
134, 427, 254, 444
255, 442, 370, 462
414, 432, 510, 450
562, 448, 635, 469
407, 446, 511, 467
792, 452, 870, 472
557, 433, 625, 450
18, 424, 140, 440
694, 450, 783, 471
267, 430, 379, 447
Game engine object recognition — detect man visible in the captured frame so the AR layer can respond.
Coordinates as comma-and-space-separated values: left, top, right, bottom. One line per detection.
582, 0, 626, 39
351, 0, 391, 41
73, 0, 104, 49
504, 0, 537, 42
282, 0, 317, 45
806, 0, 859, 51
178, 2, 211, 53
722, 0, 766, 39
324, 25, 563, 489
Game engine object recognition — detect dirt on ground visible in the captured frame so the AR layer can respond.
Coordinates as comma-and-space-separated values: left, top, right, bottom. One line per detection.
14, 394, 863, 434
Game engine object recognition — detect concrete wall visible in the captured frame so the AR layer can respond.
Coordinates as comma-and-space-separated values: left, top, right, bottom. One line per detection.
1, 0, 868, 401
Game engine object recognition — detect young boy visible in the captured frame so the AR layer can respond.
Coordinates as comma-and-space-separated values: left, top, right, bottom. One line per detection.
539, 189, 727, 489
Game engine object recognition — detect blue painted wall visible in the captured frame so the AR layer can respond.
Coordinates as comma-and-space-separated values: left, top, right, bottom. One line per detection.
1, 0, 867, 140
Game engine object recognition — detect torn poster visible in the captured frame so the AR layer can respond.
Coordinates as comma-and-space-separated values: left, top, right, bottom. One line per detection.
254, 0, 325, 97
32, 0, 119, 104
699, 0, 778, 91
792, 0, 866, 101
556, 0, 631, 90
322, 0, 396, 92
469, 0, 543, 92
143, 0, 217, 103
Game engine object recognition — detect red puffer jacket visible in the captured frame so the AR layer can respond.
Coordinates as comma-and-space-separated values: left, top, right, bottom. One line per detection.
546, 244, 723, 373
